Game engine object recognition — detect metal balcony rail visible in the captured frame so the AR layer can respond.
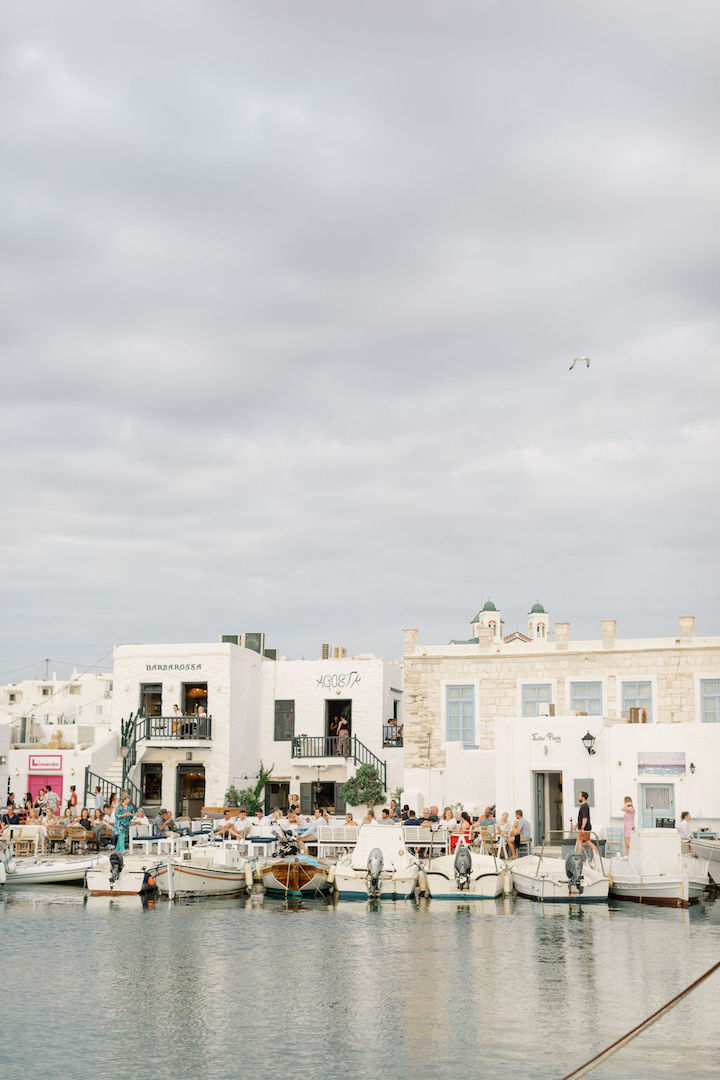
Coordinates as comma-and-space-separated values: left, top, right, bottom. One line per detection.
291, 734, 387, 790
382, 724, 403, 748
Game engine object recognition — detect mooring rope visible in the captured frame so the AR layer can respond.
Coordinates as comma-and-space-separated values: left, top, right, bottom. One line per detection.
558, 958, 720, 1080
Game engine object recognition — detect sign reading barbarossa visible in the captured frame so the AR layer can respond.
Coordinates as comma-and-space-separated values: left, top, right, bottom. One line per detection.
145, 663, 203, 671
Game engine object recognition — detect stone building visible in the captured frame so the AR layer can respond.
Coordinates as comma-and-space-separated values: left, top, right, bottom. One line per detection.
402, 604, 720, 828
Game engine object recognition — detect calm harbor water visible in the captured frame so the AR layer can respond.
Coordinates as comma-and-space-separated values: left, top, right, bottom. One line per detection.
1, 887, 719, 1080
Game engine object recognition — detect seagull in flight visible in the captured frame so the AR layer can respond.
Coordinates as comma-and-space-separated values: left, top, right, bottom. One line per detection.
569, 356, 590, 371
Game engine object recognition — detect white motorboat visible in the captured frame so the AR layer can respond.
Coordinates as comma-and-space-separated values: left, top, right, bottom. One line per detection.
689, 836, 720, 885
511, 851, 610, 902
334, 824, 419, 900
609, 829, 709, 908
2, 853, 99, 886
155, 846, 253, 898
85, 852, 161, 896
424, 840, 508, 899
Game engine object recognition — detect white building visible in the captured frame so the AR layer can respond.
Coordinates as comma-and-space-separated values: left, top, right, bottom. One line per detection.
402, 603, 720, 832
2, 671, 114, 808
101, 636, 402, 818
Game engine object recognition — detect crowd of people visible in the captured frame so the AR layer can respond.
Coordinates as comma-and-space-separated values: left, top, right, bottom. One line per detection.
1, 786, 702, 859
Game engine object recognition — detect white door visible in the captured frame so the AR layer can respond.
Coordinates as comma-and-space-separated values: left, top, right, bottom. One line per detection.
640, 783, 675, 827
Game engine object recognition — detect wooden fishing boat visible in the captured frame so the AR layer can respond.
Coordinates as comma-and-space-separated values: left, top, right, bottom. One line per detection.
260, 854, 333, 896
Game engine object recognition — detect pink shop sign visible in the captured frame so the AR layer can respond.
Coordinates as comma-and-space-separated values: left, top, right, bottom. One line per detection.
29, 754, 62, 771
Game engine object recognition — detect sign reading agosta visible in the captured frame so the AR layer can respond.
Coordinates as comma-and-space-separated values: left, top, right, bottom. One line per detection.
316, 671, 361, 690
145, 664, 203, 672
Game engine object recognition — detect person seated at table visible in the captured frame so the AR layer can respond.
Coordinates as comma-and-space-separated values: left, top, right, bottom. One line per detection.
509, 809, 532, 859
215, 809, 236, 837
441, 806, 457, 830
77, 808, 93, 833
478, 806, 496, 829
254, 807, 271, 827
152, 808, 178, 837
285, 810, 303, 831
362, 811, 376, 824
297, 808, 326, 852
132, 808, 150, 827
343, 812, 359, 827
229, 807, 252, 840
496, 811, 512, 854
2, 806, 21, 826
92, 808, 112, 848
388, 799, 400, 821
61, 807, 75, 826
288, 793, 300, 813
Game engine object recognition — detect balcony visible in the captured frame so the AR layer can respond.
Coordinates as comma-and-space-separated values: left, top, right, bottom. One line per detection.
141, 715, 213, 741
292, 736, 349, 758
382, 724, 403, 748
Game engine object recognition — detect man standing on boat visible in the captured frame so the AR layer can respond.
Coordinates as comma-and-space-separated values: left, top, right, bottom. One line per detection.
575, 792, 600, 861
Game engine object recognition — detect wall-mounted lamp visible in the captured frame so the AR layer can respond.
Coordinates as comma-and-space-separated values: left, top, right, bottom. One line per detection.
14, 769, 20, 777
581, 731, 596, 756
69, 767, 75, 776
0, 755, 6, 766
689, 761, 696, 774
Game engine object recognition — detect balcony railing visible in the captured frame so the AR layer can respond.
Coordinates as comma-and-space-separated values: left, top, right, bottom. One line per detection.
139, 714, 212, 741
382, 724, 403, 748
291, 734, 387, 790
292, 735, 349, 758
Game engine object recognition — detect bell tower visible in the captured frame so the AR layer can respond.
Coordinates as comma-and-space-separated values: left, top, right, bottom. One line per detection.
528, 602, 548, 641
471, 600, 504, 643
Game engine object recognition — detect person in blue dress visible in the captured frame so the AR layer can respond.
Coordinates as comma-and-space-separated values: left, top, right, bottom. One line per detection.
115, 790, 135, 851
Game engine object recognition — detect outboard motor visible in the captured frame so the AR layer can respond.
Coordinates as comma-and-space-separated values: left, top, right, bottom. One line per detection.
109, 852, 124, 885
565, 853, 584, 895
366, 847, 384, 898
454, 844, 473, 891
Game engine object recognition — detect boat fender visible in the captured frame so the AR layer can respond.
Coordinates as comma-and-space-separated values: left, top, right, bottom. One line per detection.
5, 858, 17, 875
0, 863, 5, 885
502, 868, 513, 895
327, 864, 336, 885
109, 852, 124, 885
245, 864, 254, 890
417, 869, 428, 895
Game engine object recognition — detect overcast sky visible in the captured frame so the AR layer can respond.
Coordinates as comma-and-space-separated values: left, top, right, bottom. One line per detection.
1, 1, 719, 678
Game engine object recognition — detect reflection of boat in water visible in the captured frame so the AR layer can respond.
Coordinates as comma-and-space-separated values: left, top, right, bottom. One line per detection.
2, 853, 99, 886
511, 852, 609, 903
260, 827, 333, 896
609, 830, 709, 907
334, 825, 419, 900
689, 836, 720, 885
85, 853, 160, 896
155, 847, 253, 898
424, 840, 508, 899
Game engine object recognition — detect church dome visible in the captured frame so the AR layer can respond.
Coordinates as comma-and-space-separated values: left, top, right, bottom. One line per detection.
529, 602, 546, 614
482, 600, 497, 612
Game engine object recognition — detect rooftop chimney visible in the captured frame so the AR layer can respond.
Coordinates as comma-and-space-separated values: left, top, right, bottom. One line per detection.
403, 628, 419, 656
602, 619, 617, 649
555, 622, 569, 650
679, 616, 695, 641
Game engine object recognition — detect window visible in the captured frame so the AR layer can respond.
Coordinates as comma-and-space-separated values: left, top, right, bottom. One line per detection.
182, 682, 208, 715
571, 682, 602, 716
446, 686, 475, 743
622, 681, 652, 722
69, 685, 81, 696
42, 687, 51, 697
701, 680, 720, 724
274, 700, 295, 741
522, 684, 552, 717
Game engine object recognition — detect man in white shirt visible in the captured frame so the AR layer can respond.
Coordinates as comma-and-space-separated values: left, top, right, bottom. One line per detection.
297, 808, 325, 853
230, 808, 251, 840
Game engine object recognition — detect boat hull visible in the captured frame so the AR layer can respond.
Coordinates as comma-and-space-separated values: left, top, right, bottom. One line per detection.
690, 838, 720, 884
425, 853, 505, 899
511, 856, 609, 902
334, 868, 418, 900
608, 878, 706, 908
3, 857, 98, 886
155, 860, 249, 897
86, 855, 160, 896
261, 856, 332, 896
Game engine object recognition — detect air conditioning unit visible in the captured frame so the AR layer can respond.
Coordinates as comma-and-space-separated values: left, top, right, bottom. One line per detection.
321, 643, 331, 660
219, 634, 239, 645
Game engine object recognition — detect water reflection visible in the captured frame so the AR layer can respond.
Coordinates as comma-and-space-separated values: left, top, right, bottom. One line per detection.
0, 887, 718, 1080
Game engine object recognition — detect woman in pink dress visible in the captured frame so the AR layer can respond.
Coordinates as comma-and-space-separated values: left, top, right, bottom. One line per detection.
621, 796, 635, 856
